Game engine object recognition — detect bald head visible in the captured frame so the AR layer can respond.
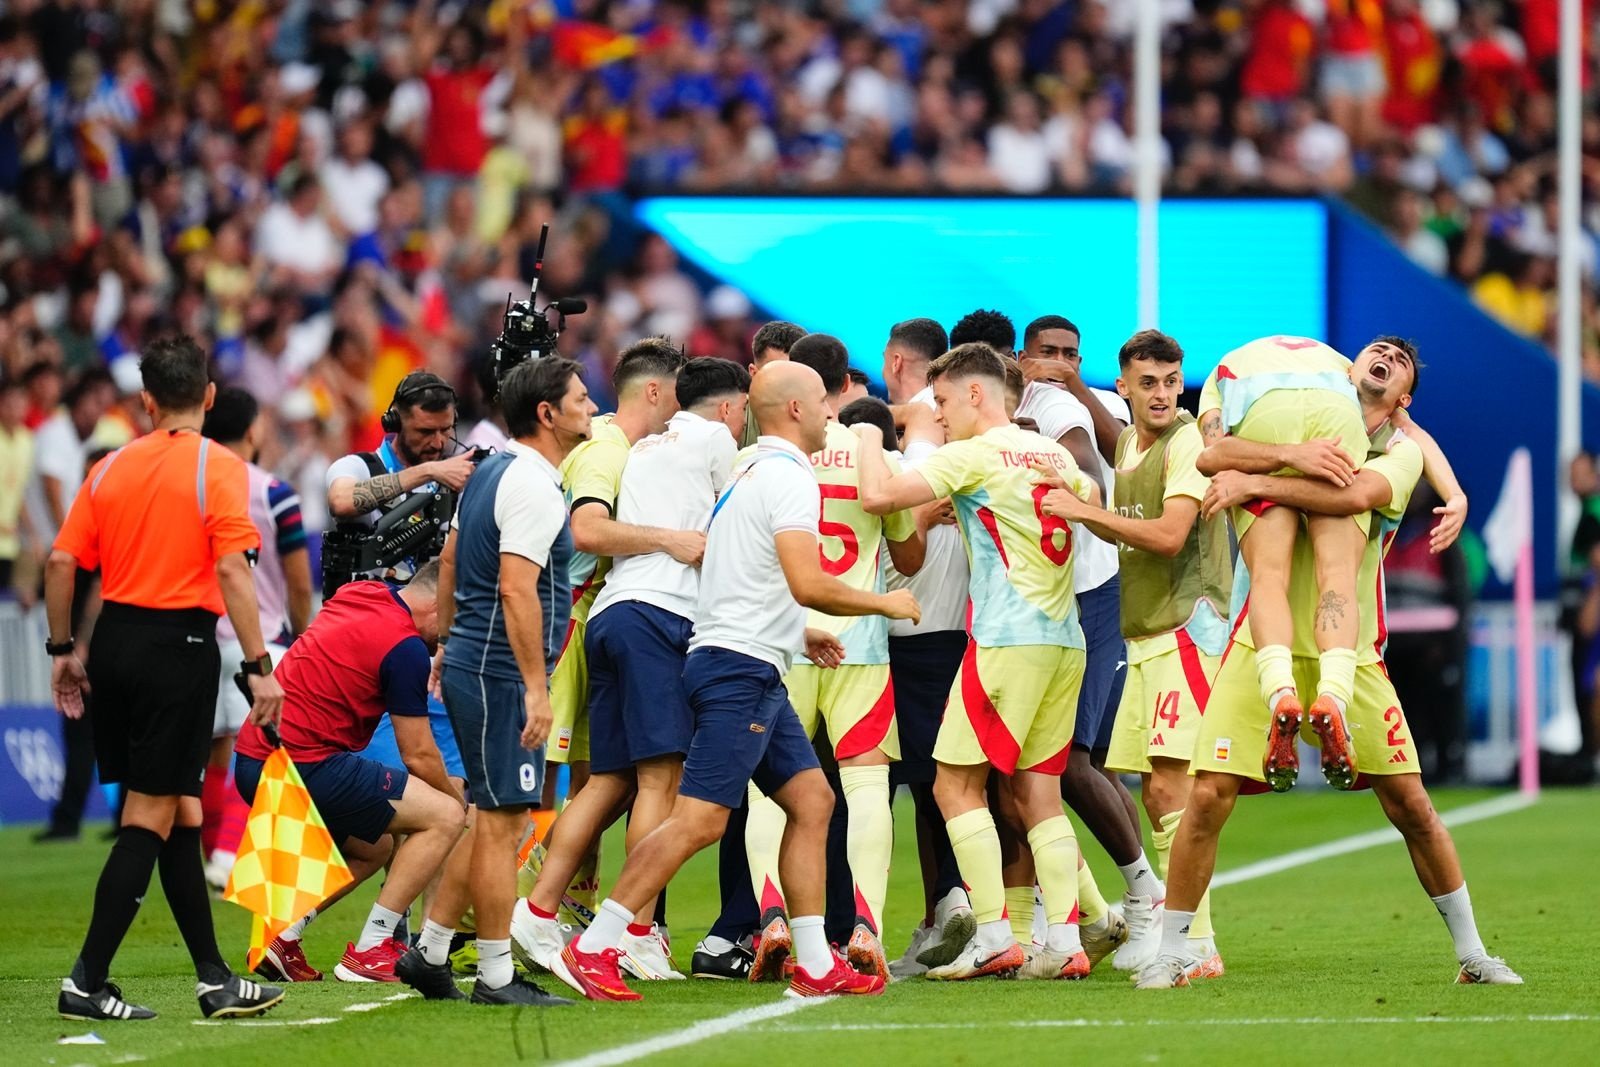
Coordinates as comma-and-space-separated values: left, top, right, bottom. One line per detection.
750, 361, 830, 453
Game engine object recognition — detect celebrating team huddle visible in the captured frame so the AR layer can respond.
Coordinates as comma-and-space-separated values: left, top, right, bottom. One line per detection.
52, 312, 1522, 1023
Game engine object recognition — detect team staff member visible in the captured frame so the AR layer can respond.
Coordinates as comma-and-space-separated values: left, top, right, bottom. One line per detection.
200, 388, 312, 892
47, 336, 287, 1023
551, 363, 917, 1003
403, 357, 595, 1008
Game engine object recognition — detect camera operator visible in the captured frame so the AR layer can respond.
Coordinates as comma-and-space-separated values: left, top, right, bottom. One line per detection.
323, 370, 477, 592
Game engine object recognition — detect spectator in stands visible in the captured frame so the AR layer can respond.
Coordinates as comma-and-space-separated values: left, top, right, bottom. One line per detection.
26, 370, 113, 553
1391, 187, 1451, 275
0, 377, 35, 598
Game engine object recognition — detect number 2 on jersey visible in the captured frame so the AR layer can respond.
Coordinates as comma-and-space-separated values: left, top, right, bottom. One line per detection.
818, 484, 860, 576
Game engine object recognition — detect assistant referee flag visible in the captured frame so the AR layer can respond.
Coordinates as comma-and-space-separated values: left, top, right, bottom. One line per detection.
224, 747, 353, 969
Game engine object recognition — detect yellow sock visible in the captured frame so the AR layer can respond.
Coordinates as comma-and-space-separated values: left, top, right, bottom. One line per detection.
745, 784, 788, 914
1003, 886, 1034, 943
1076, 855, 1109, 926
569, 848, 600, 912
946, 808, 1005, 924
1256, 645, 1296, 709
1025, 815, 1081, 926
839, 765, 892, 935
1155, 809, 1214, 940
1317, 647, 1357, 710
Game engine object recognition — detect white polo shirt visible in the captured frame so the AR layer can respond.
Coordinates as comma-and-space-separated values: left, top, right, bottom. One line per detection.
888, 439, 971, 636
1016, 383, 1131, 594
689, 435, 820, 674
592, 410, 738, 624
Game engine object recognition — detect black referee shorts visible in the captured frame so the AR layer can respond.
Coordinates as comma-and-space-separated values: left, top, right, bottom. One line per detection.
88, 602, 222, 798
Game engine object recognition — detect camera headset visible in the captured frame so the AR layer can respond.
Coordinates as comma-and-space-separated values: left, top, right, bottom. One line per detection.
381, 371, 457, 435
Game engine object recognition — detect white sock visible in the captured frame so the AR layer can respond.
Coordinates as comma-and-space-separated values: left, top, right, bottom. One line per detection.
281, 907, 318, 943
357, 904, 404, 950
700, 934, 736, 955
418, 919, 456, 966
791, 915, 832, 977
576, 898, 633, 954
1117, 852, 1164, 900
975, 917, 1014, 952
1430, 884, 1488, 963
1161, 909, 1195, 959
477, 938, 513, 989
1044, 922, 1083, 954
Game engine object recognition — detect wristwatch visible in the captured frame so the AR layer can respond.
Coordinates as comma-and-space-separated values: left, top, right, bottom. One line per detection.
239, 652, 274, 677
45, 637, 75, 656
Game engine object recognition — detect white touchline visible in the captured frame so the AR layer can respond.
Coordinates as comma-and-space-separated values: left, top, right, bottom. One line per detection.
543, 790, 1538, 1067
546, 998, 826, 1067
1210, 792, 1536, 889
760, 1015, 1599, 1033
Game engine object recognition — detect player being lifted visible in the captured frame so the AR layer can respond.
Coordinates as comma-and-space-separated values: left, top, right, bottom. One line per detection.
1196, 335, 1375, 791
742, 334, 925, 984
1138, 338, 1519, 988
859, 343, 1098, 981
1038, 330, 1232, 978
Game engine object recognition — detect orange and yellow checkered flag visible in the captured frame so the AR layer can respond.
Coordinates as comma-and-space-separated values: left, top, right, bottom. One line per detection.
223, 747, 354, 970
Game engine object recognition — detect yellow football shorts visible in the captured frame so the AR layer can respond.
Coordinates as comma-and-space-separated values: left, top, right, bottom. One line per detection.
784, 662, 899, 761
935, 643, 1084, 776
548, 615, 590, 764
1191, 644, 1419, 782
1232, 390, 1371, 540
1106, 640, 1219, 775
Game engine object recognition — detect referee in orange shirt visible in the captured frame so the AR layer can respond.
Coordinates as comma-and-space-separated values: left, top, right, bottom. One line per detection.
46, 337, 289, 1023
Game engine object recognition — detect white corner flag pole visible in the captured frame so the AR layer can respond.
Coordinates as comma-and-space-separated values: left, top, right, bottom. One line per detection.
1134, 0, 1160, 329
1485, 448, 1538, 795
1557, 0, 1582, 575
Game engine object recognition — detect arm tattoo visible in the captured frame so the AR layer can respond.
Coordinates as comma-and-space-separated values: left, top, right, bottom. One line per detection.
351, 472, 405, 513
1200, 412, 1222, 445
1315, 591, 1348, 634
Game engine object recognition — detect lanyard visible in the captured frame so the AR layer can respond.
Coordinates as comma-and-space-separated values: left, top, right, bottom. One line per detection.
378, 437, 401, 474
708, 449, 809, 529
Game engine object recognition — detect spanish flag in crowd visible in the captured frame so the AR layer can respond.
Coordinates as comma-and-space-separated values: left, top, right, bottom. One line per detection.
223, 749, 354, 970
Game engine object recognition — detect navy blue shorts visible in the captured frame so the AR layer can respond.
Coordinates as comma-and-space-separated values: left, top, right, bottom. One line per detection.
1076, 575, 1128, 753
887, 630, 968, 786
678, 647, 821, 808
588, 601, 695, 775
234, 750, 407, 845
358, 693, 467, 781
440, 663, 544, 811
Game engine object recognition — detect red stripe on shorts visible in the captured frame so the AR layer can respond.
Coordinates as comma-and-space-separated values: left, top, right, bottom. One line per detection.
1021, 739, 1071, 776
1241, 498, 1278, 517
836, 676, 896, 760
960, 640, 1021, 774
1219, 597, 1250, 668
1175, 631, 1212, 713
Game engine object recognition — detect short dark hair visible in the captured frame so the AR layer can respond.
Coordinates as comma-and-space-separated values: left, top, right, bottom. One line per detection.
1118, 329, 1184, 368
612, 336, 686, 395
887, 317, 948, 362
788, 333, 850, 394
391, 370, 457, 416
677, 357, 751, 409
202, 386, 260, 443
751, 320, 805, 362
1369, 334, 1423, 397
927, 342, 1009, 390
846, 367, 869, 388
138, 335, 210, 410
21, 361, 62, 386
950, 309, 1016, 353
1023, 314, 1081, 350
63, 368, 114, 411
503, 357, 584, 438
839, 396, 897, 446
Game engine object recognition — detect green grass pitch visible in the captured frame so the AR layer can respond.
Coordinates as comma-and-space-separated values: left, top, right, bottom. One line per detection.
3, 786, 1596, 1065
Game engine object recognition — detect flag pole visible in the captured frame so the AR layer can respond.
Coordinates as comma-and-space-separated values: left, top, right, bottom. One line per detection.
1515, 538, 1539, 797
1134, 0, 1160, 329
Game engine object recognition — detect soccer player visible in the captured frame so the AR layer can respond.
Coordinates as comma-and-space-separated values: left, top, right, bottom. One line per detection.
742, 334, 925, 982
1137, 339, 1521, 988
1196, 335, 1370, 792
534, 339, 702, 929
738, 320, 807, 447
512, 357, 751, 981
236, 562, 467, 986
199, 388, 312, 893
399, 358, 594, 1007
548, 362, 918, 1002
1037, 330, 1232, 978
878, 317, 977, 977
858, 343, 1098, 982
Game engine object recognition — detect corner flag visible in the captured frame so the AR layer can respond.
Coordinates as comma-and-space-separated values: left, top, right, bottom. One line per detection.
223, 745, 354, 969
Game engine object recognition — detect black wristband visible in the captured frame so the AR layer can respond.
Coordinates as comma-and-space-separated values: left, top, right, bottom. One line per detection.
45, 637, 75, 656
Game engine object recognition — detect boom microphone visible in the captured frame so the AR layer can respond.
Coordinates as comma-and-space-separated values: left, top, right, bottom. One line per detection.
552, 297, 588, 315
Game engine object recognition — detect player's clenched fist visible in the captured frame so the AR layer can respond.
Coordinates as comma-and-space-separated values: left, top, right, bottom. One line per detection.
879, 588, 921, 624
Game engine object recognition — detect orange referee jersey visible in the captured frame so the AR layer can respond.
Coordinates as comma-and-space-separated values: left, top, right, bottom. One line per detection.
54, 428, 260, 615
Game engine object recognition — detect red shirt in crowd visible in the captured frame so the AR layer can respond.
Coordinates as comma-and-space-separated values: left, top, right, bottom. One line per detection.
564, 112, 628, 192
422, 66, 495, 175
235, 581, 430, 763
1383, 9, 1442, 131
1241, 1, 1315, 102
1324, 0, 1383, 56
